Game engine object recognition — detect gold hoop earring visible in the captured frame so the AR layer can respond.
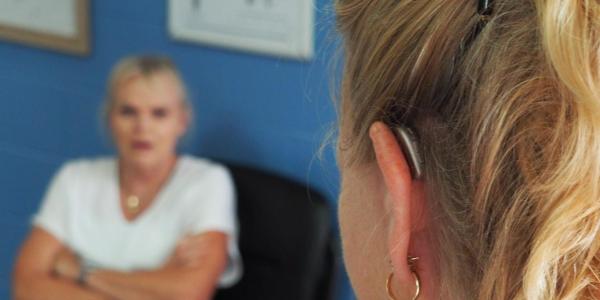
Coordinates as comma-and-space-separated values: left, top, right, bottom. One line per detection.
386, 257, 421, 300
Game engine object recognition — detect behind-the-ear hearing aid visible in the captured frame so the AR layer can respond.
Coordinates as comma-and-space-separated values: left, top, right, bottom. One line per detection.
392, 126, 424, 180
478, 0, 494, 16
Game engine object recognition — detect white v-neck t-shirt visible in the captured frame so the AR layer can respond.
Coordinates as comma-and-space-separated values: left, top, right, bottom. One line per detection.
32, 155, 242, 287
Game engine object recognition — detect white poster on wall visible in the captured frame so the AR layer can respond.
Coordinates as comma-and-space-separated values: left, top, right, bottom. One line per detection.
168, 0, 314, 60
0, 0, 77, 37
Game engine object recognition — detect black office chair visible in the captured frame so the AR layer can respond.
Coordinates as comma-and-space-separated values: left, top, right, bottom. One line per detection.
214, 164, 337, 300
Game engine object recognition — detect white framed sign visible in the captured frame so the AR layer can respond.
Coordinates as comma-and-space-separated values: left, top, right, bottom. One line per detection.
168, 0, 314, 60
0, 0, 90, 55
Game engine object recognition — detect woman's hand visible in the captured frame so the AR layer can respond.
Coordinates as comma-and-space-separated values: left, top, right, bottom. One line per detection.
13, 228, 114, 300
52, 247, 81, 281
164, 234, 213, 268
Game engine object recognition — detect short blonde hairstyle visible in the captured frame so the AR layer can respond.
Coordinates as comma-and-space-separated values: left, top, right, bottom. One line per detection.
336, 0, 600, 299
103, 55, 193, 123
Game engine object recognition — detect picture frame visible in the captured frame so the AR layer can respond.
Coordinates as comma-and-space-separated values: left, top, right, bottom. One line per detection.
0, 0, 90, 56
168, 0, 314, 61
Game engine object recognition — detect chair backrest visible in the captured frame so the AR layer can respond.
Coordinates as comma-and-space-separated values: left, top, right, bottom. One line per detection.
214, 164, 336, 300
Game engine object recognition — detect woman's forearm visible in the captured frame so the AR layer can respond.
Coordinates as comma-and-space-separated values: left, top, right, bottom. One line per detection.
13, 228, 113, 300
85, 266, 221, 300
83, 231, 228, 300
13, 274, 111, 300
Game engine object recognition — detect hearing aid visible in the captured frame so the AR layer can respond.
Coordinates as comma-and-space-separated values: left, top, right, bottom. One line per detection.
478, 0, 493, 15
392, 126, 424, 180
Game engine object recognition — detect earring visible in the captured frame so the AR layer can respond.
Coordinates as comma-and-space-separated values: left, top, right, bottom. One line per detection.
386, 256, 421, 300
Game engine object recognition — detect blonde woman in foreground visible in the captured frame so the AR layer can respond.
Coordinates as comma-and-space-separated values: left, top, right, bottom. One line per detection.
335, 0, 600, 299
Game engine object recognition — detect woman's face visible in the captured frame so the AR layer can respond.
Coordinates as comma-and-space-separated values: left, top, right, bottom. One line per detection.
337, 111, 391, 299
109, 71, 187, 169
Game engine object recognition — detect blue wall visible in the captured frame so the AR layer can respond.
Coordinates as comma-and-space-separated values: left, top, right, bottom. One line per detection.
0, 1, 351, 299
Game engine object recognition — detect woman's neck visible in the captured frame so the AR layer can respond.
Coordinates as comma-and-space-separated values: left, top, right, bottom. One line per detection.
118, 155, 178, 193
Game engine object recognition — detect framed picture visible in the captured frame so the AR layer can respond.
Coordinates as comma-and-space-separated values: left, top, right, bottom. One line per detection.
168, 0, 314, 60
0, 0, 90, 55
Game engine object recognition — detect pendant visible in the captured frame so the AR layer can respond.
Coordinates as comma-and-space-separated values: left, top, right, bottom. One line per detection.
126, 195, 140, 212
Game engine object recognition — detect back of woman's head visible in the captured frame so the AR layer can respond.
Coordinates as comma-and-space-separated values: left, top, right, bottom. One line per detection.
336, 0, 600, 298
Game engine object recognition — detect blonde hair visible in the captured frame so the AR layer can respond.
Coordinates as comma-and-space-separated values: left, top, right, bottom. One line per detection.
336, 0, 600, 299
103, 55, 192, 122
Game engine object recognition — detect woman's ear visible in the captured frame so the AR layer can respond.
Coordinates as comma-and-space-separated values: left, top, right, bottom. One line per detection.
369, 121, 427, 297
178, 106, 191, 137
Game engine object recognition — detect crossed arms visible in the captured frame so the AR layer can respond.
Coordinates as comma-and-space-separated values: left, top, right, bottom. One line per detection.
12, 227, 228, 300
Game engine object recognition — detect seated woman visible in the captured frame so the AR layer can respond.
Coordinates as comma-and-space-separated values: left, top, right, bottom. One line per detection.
335, 0, 600, 299
12, 55, 241, 300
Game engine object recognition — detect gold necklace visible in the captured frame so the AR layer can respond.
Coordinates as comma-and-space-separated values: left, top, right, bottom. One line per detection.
125, 195, 141, 213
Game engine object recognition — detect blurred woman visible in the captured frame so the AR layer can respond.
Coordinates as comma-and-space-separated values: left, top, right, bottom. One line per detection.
13, 55, 241, 300
335, 0, 600, 299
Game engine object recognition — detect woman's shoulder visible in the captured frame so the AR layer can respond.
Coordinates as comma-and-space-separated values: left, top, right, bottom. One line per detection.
173, 156, 235, 203
177, 155, 231, 182
57, 156, 116, 180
